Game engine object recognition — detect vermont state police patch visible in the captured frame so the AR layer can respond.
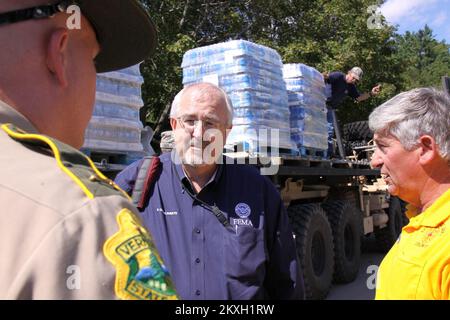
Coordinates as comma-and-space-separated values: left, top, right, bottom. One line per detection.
104, 209, 178, 300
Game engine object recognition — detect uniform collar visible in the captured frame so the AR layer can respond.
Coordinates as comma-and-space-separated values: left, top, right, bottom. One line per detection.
405, 188, 450, 229
0, 100, 39, 133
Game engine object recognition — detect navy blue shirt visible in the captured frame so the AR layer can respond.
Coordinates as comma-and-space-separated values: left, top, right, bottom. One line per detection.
115, 151, 304, 300
326, 71, 360, 108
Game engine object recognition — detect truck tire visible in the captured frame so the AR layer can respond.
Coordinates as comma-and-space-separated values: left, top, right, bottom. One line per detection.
322, 201, 362, 283
288, 204, 334, 300
375, 197, 407, 252
343, 121, 372, 142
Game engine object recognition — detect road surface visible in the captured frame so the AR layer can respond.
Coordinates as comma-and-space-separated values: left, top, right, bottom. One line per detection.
326, 237, 388, 300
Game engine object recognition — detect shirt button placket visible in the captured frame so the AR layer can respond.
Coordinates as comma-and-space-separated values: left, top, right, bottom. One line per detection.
193, 226, 203, 299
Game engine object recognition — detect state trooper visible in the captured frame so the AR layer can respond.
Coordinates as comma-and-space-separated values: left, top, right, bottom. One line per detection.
0, 0, 177, 299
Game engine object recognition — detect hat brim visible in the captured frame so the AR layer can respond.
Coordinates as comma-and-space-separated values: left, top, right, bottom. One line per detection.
77, 0, 158, 73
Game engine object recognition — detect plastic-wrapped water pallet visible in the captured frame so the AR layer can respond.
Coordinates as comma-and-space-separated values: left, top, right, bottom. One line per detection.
228, 89, 288, 109
183, 58, 283, 84
283, 63, 325, 87
182, 40, 282, 68
284, 78, 326, 100
289, 108, 328, 135
291, 130, 329, 149
288, 92, 327, 110
233, 108, 290, 123
226, 125, 293, 150
214, 73, 286, 93
83, 64, 145, 154
283, 63, 328, 152
181, 40, 297, 153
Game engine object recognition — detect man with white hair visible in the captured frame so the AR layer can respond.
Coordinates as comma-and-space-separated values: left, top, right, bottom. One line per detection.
0, 0, 177, 299
369, 88, 450, 299
115, 82, 304, 300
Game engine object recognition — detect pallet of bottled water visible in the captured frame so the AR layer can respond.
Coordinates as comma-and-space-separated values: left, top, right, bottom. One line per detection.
283, 64, 328, 152
283, 63, 326, 88
83, 64, 146, 158
182, 40, 297, 153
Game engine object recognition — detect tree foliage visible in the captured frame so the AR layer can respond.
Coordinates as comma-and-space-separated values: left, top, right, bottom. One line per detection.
394, 25, 450, 89
137, 0, 450, 133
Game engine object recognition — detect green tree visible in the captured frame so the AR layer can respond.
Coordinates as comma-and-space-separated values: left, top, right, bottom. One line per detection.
395, 25, 450, 89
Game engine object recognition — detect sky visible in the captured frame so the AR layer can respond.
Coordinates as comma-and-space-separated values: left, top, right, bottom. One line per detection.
379, 0, 450, 43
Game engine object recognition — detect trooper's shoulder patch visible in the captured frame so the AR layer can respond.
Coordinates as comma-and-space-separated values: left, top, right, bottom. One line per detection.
1, 123, 130, 200
103, 209, 178, 300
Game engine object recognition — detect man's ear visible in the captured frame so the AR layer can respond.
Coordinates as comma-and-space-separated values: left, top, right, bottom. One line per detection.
170, 118, 177, 131
418, 135, 437, 165
46, 28, 69, 87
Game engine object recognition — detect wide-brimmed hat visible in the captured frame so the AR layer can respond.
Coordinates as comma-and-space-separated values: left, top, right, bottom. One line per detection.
76, 0, 158, 72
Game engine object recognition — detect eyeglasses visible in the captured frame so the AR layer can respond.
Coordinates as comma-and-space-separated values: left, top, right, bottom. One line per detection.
176, 116, 225, 132
0, 0, 75, 27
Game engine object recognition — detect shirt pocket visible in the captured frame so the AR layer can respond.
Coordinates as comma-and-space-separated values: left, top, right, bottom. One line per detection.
222, 226, 266, 299
390, 251, 425, 299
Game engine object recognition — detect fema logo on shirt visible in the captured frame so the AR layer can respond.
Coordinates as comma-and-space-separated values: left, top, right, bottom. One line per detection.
235, 203, 251, 219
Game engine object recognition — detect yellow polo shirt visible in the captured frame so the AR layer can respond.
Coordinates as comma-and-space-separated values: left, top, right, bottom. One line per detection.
375, 188, 450, 300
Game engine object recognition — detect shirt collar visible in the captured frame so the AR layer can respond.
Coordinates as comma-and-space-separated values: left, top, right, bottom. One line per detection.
0, 100, 39, 133
182, 166, 218, 188
170, 150, 224, 193
405, 188, 450, 229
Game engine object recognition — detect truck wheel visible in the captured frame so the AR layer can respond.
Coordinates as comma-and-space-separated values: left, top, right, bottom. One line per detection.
322, 201, 362, 283
375, 197, 407, 252
343, 121, 372, 142
288, 204, 334, 300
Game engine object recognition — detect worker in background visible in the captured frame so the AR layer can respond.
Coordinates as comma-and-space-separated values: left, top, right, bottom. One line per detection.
324, 67, 381, 108
115, 82, 305, 300
323, 67, 381, 157
0, 0, 177, 300
370, 88, 450, 299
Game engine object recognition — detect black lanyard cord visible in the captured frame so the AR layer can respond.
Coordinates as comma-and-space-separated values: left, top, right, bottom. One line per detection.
173, 164, 230, 227
182, 185, 230, 228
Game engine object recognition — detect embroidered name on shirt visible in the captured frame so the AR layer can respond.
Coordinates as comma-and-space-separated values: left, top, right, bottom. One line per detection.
157, 208, 178, 216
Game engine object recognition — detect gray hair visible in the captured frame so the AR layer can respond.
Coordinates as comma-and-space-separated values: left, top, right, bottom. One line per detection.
369, 87, 450, 161
170, 83, 234, 126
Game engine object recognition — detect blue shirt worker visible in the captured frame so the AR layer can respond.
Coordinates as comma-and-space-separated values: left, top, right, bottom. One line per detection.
324, 67, 381, 109
323, 67, 381, 156
115, 82, 304, 300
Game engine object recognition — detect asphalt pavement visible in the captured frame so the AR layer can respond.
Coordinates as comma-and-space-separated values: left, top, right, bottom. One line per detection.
326, 237, 387, 300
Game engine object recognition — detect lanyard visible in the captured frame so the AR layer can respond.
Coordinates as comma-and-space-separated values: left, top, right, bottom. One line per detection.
173, 164, 230, 228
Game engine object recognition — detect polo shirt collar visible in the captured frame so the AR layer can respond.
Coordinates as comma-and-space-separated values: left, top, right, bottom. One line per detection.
170, 150, 224, 193
406, 188, 450, 229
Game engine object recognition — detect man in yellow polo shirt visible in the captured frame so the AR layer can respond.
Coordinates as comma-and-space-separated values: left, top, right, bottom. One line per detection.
369, 87, 450, 299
